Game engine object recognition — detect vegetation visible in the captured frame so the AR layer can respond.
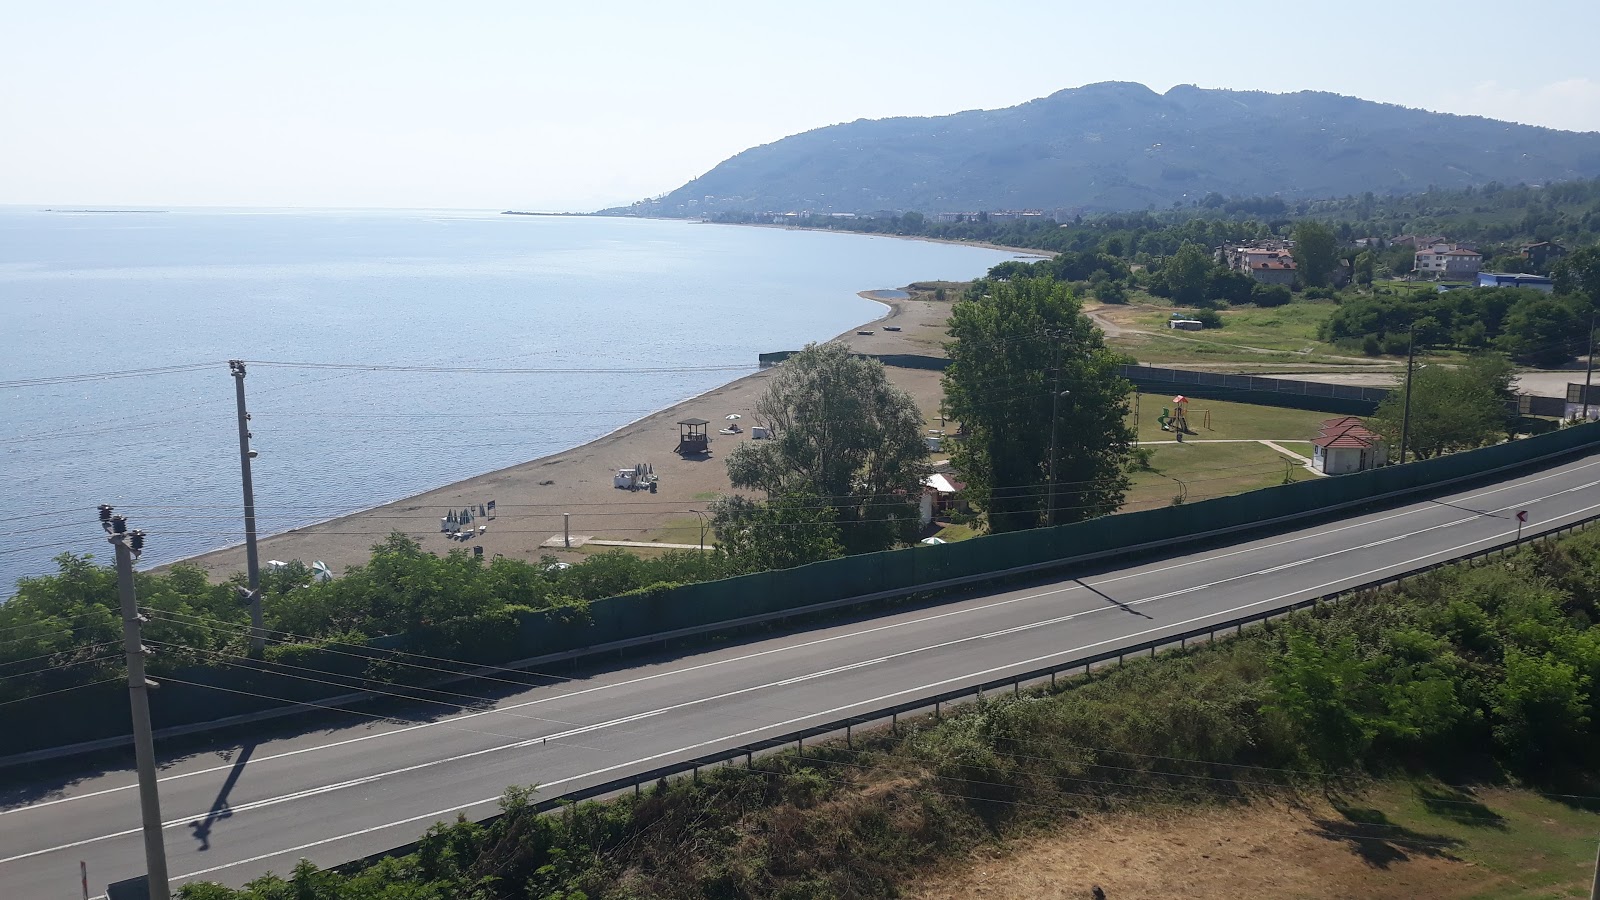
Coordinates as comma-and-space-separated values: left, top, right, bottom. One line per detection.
1369, 355, 1517, 460
0, 536, 725, 705
177, 524, 1600, 899
723, 342, 929, 554
616, 82, 1600, 217
943, 278, 1135, 533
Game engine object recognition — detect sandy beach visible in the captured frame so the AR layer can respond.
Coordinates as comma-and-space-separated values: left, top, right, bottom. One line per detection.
177, 291, 958, 579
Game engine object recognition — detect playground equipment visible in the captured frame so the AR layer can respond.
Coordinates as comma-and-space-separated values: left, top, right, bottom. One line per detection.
1157, 395, 1194, 437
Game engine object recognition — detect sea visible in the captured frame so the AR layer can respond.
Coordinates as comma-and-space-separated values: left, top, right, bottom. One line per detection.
0, 208, 1017, 593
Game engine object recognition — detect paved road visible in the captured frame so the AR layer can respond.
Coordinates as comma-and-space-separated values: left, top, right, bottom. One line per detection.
6, 450, 1600, 897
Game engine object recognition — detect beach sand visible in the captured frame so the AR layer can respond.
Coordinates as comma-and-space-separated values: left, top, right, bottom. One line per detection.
176, 292, 957, 579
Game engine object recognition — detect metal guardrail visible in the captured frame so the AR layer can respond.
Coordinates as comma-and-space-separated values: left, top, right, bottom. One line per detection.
332, 507, 1600, 875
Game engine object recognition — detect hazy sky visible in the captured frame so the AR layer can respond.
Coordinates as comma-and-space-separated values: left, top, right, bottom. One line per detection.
4, 1, 1598, 211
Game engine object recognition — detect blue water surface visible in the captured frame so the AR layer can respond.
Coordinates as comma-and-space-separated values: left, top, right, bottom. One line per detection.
0, 209, 1014, 590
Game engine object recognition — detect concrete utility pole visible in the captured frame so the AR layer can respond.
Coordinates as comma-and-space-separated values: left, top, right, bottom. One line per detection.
229, 360, 265, 656
1399, 323, 1417, 465
101, 506, 171, 900
1582, 311, 1596, 422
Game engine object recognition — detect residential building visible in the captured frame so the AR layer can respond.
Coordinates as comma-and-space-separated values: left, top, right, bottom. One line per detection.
1521, 242, 1568, 269
1249, 258, 1298, 285
1414, 244, 1481, 280
1311, 417, 1388, 475
1478, 272, 1555, 293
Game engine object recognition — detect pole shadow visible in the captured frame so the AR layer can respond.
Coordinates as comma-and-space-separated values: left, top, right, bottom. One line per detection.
188, 741, 255, 851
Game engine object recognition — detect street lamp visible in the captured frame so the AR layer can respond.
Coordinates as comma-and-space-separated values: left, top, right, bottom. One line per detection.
685, 510, 709, 552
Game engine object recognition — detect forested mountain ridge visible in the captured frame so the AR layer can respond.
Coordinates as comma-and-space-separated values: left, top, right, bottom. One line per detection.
621, 82, 1600, 216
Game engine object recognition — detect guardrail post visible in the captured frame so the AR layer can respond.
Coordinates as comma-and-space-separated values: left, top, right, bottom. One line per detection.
891, 712, 897, 734
746, 750, 752, 768
635, 780, 641, 797
846, 723, 853, 749
797, 737, 803, 758
935, 701, 941, 720
693, 766, 699, 783
1013, 678, 1020, 697
1050, 670, 1056, 687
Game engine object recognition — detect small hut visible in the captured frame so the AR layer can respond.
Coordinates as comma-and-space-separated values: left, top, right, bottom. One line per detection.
676, 418, 710, 455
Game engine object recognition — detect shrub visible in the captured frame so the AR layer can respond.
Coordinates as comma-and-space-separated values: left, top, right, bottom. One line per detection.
1251, 284, 1293, 307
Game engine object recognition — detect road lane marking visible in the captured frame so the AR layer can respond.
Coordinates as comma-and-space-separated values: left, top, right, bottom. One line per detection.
11, 455, 1599, 822
150, 495, 1600, 885
19, 483, 1600, 870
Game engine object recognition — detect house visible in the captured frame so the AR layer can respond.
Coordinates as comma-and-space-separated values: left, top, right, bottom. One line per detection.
1478, 272, 1555, 293
1250, 258, 1298, 285
919, 473, 966, 527
1312, 416, 1388, 475
1414, 244, 1481, 280
1521, 242, 1568, 269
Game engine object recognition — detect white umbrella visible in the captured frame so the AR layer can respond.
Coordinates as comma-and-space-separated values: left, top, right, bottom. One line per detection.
725, 414, 742, 420
311, 561, 333, 582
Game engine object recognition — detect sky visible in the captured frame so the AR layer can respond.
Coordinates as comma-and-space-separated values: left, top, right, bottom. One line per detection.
3, 0, 1598, 212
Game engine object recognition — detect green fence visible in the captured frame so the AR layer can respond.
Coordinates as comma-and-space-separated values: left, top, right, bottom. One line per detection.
8, 422, 1600, 759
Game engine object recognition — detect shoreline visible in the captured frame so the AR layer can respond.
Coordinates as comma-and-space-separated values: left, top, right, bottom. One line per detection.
167, 292, 948, 579
703, 219, 1053, 258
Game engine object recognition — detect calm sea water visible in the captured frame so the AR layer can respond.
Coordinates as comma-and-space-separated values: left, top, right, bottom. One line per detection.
0, 209, 1015, 592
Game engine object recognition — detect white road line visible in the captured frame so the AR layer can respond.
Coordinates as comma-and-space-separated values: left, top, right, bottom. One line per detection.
10, 455, 1598, 828
160, 496, 1600, 885
19, 480, 1600, 868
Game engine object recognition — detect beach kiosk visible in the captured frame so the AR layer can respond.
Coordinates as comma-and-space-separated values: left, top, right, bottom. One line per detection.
676, 418, 711, 456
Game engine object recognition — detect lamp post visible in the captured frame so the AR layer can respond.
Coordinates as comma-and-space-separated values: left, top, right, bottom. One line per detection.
685, 509, 709, 552
1581, 311, 1596, 421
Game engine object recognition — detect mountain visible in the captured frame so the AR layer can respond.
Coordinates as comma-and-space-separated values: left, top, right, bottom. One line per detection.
625, 83, 1600, 216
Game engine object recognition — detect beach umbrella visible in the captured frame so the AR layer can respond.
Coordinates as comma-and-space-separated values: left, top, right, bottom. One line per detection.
311, 561, 333, 582
725, 414, 742, 420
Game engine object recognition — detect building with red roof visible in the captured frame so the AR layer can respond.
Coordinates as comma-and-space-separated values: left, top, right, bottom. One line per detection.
1312, 416, 1388, 475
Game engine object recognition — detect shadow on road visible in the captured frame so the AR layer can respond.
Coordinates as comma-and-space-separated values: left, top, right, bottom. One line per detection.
189, 741, 255, 851
1074, 579, 1153, 619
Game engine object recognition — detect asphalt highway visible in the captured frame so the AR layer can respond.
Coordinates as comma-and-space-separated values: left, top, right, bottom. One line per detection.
5, 449, 1600, 897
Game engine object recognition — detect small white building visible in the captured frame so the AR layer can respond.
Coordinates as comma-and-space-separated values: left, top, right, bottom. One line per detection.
1312, 417, 1388, 475
919, 473, 964, 526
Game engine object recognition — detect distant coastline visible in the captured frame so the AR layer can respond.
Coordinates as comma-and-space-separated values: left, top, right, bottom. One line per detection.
42, 209, 167, 214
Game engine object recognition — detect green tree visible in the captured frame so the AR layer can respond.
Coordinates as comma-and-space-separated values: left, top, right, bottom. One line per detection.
1291, 221, 1340, 288
1353, 250, 1375, 287
1371, 354, 1515, 459
1496, 295, 1583, 366
1492, 648, 1591, 765
1553, 245, 1600, 308
726, 343, 929, 552
708, 493, 843, 574
1161, 242, 1213, 307
943, 278, 1134, 533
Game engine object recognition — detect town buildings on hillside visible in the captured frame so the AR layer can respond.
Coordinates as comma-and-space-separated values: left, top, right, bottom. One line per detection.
1414, 242, 1482, 280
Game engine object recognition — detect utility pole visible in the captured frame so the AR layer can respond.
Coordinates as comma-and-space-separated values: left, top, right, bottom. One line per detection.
1399, 323, 1417, 465
1582, 311, 1596, 422
229, 360, 265, 656
101, 506, 171, 900
1047, 332, 1064, 527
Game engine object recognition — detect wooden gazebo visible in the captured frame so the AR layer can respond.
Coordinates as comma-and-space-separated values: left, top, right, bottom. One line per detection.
676, 418, 710, 456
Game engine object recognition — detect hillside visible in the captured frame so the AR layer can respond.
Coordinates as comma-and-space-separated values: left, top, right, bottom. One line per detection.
625, 82, 1600, 216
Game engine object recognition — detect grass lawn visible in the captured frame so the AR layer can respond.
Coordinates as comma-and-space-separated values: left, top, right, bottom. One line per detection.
1124, 440, 1314, 512
1328, 779, 1600, 898
1131, 391, 1337, 442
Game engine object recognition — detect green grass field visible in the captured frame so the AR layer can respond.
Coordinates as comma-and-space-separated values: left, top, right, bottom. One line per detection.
1125, 440, 1314, 512
1332, 779, 1600, 898
1131, 392, 1337, 442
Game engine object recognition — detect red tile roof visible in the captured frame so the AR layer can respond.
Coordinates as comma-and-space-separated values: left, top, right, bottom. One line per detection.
1314, 417, 1383, 449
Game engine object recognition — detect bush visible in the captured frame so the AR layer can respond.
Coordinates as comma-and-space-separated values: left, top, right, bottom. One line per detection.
1302, 286, 1338, 301
1251, 284, 1293, 307
1192, 308, 1223, 328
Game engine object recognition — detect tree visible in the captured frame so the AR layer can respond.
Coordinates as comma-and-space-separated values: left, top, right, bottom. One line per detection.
1353, 250, 1375, 288
1553, 245, 1600, 309
1496, 295, 1583, 366
708, 493, 843, 574
1161, 242, 1213, 307
1291, 221, 1340, 288
1371, 354, 1515, 459
943, 278, 1135, 533
726, 343, 929, 552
